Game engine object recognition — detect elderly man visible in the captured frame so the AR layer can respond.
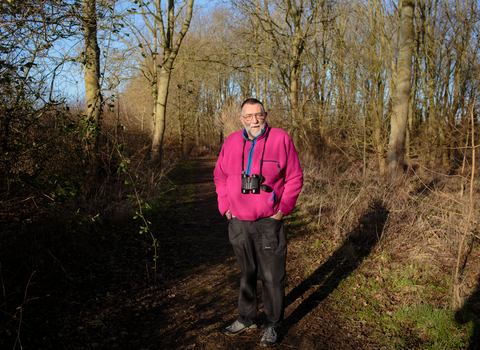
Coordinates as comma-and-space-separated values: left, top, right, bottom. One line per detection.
214, 98, 303, 347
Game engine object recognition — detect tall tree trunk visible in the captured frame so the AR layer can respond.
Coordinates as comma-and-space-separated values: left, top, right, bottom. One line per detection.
426, 77, 437, 165
289, 71, 300, 144
150, 21, 159, 147
83, 0, 102, 193
388, 0, 415, 177
149, 0, 194, 164
151, 66, 171, 163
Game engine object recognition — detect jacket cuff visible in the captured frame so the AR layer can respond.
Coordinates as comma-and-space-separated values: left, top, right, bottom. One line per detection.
278, 205, 291, 217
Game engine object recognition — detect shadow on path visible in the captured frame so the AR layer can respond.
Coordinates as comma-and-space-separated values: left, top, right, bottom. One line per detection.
282, 199, 389, 336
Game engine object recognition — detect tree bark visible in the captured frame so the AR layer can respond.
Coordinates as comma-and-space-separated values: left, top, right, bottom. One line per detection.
388, 0, 415, 178
150, 0, 195, 165
151, 66, 171, 163
83, 0, 103, 192
375, 79, 386, 174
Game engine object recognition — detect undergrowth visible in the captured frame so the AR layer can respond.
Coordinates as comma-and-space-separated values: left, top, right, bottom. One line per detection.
141, 161, 196, 223
290, 150, 480, 349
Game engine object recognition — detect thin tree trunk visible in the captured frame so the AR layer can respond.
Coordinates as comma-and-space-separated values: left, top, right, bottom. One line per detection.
83, 0, 102, 193
375, 80, 386, 174
406, 47, 418, 160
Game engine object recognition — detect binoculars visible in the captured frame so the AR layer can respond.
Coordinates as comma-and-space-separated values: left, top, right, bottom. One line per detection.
241, 173, 264, 194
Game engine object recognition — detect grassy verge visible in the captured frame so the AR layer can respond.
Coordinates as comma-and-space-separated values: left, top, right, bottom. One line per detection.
285, 151, 480, 349
329, 256, 472, 349
284, 208, 474, 348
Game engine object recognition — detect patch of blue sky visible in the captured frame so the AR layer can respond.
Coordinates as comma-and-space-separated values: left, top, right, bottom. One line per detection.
48, 0, 221, 108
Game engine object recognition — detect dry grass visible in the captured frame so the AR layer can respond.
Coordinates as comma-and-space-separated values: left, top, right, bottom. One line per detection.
216, 99, 244, 140
297, 150, 480, 304
290, 148, 480, 347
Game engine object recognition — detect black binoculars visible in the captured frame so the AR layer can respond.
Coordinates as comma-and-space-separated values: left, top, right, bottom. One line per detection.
241, 173, 264, 194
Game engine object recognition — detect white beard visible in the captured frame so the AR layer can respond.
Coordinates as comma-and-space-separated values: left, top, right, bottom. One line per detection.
246, 123, 265, 139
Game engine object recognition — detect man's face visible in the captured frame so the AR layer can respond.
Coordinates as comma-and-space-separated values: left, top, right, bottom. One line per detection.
239, 103, 267, 139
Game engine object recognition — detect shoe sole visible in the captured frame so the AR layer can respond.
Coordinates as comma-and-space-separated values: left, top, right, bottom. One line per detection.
224, 324, 257, 336
260, 341, 277, 347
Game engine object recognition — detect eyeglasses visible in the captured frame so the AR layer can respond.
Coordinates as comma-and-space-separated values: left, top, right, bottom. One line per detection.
242, 113, 265, 122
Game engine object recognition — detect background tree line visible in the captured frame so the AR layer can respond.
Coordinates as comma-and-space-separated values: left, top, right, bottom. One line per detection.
2, 0, 478, 185
117, 0, 478, 175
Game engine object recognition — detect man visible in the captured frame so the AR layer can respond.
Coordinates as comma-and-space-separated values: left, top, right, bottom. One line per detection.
214, 98, 303, 347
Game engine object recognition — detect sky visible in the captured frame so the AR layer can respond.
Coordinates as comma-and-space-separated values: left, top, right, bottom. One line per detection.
52, 0, 217, 107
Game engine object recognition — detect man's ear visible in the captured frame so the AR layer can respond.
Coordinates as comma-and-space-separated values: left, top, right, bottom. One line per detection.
264, 112, 268, 118
238, 115, 243, 121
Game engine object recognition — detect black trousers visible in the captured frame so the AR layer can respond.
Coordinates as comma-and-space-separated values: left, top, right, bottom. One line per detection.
228, 217, 287, 327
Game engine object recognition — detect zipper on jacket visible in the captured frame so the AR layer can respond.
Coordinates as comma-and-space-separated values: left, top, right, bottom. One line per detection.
243, 127, 266, 175
271, 190, 277, 208
263, 160, 280, 174
246, 138, 256, 175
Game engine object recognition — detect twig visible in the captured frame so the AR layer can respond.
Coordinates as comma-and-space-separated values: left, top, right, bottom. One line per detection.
338, 187, 367, 223
454, 92, 477, 308
13, 308, 23, 350
13, 271, 35, 350
317, 197, 323, 226
116, 146, 158, 282
42, 248, 70, 278
331, 141, 355, 163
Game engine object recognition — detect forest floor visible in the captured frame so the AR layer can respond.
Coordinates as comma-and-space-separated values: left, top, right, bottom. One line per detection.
5, 158, 476, 349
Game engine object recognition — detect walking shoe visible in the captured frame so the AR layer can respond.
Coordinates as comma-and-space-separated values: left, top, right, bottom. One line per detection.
260, 325, 278, 347
224, 320, 257, 336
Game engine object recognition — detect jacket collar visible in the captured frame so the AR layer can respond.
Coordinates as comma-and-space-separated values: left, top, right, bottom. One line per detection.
242, 123, 269, 142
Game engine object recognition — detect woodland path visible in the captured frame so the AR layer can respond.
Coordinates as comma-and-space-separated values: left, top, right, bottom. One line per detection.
146, 158, 376, 349
26, 158, 379, 349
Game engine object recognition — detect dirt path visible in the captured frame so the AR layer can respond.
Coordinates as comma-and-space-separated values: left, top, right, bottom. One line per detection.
23, 158, 379, 349
152, 158, 375, 349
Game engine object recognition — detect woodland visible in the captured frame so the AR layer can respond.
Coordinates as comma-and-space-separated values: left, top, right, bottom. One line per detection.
1, 0, 480, 348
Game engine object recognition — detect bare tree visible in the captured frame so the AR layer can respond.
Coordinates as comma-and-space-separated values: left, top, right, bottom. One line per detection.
230, 0, 325, 143
444, 0, 476, 164
125, 0, 195, 164
360, 0, 396, 174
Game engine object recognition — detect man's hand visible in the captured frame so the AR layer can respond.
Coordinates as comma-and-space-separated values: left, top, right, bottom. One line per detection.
270, 210, 284, 220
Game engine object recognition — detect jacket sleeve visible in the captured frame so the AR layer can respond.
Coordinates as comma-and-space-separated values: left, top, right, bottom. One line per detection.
213, 145, 230, 216
278, 136, 303, 216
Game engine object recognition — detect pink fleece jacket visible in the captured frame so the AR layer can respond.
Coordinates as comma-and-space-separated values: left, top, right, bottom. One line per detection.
214, 124, 303, 221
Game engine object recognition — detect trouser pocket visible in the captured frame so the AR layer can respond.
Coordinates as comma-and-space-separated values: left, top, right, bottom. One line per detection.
228, 218, 245, 247
260, 218, 286, 254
